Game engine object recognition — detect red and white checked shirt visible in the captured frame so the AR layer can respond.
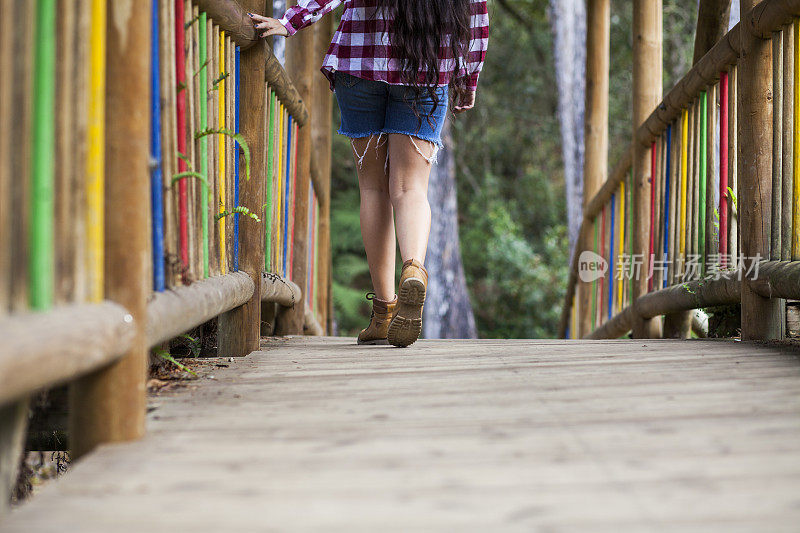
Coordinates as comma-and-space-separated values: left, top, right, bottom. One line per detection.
278, 0, 489, 92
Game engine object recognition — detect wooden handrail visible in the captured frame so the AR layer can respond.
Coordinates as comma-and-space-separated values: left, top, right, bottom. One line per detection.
195, 0, 259, 50
581, 260, 800, 339
0, 303, 135, 407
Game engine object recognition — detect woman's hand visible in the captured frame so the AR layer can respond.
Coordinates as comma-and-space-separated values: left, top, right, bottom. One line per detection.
248, 12, 289, 38
453, 90, 476, 114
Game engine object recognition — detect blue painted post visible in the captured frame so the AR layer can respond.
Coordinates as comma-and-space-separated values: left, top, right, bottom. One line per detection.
150, 0, 165, 291
283, 116, 292, 278
233, 46, 240, 271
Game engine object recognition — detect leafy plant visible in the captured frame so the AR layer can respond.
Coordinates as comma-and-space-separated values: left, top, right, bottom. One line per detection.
194, 128, 251, 183
179, 334, 202, 358
210, 72, 229, 91
216, 206, 261, 223
153, 347, 197, 376
171, 171, 208, 187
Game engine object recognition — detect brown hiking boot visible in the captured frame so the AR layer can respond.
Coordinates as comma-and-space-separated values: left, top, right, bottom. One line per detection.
387, 259, 428, 347
357, 293, 397, 345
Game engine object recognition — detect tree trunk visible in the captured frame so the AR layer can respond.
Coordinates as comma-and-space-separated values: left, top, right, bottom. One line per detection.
549, 0, 587, 250
423, 120, 477, 339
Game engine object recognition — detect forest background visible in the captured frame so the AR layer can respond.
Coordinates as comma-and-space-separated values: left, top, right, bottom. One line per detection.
327, 0, 700, 338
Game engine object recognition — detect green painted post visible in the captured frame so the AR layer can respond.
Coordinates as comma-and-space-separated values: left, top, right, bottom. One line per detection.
699, 90, 707, 274
30, 0, 56, 309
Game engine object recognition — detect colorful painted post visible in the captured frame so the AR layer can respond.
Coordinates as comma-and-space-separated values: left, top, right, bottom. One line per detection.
283, 116, 292, 279
679, 108, 688, 269
663, 125, 671, 287
608, 193, 615, 318
234, 45, 240, 271
698, 90, 707, 272
218, 31, 227, 274
87, 0, 106, 302
265, 90, 276, 271
198, 11, 209, 277
151, 0, 165, 291
617, 179, 625, 308
175, 0, 189, 274
648, 140, 656, 291
719, 71, 729, 266
30, 0, 56, 309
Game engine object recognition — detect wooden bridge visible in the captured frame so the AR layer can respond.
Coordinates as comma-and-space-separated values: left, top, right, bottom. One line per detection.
3, 0, 800, 530
3, 337, 800, 531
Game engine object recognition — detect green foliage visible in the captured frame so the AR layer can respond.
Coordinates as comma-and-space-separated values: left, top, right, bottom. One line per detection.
216, 206, 261, 223
152, 347, 197, 376
210, 72, 230, 91
171, 171, 208, 187
179, 334, 202, 358
195, 128, 251, 183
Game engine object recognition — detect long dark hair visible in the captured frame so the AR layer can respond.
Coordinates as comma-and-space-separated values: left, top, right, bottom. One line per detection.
377, 0, 472, 122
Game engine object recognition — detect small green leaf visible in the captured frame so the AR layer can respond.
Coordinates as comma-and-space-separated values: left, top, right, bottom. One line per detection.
153, 348, 197, 376
171, 171, 208, 187
216, 205, 261, 223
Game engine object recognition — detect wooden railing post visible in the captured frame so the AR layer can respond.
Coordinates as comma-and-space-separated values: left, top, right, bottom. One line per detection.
578, 0, 610, 337
217, 0, 269, 357
276, 3, 315, 335
312, 15, 334, 335
738, 0, 784, 340
631, 0, 662, 338
70, 0, 151, 458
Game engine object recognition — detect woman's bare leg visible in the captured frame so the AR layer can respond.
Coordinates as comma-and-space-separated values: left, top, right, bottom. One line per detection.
352, 134, 396, 302
388, 134, 436, 263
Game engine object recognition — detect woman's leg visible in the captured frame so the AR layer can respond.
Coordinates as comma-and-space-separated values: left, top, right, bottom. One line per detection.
352, 134, 396, 302
388, 134, 436, 263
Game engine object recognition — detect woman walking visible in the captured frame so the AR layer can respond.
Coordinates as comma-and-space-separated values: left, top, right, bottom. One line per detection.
249, 0, 488, 347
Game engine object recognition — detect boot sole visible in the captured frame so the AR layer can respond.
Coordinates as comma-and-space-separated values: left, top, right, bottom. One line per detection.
357, 338, 389, 346
387, 277, 426, 348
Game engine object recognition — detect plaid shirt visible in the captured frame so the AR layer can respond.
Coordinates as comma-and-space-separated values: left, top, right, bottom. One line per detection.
278, 0, 489, 92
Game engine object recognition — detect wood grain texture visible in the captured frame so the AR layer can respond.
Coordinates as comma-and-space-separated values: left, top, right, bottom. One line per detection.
738, 0, 784, 341
146, 271, 254, 347
195, 0, 258, 50
216, 1, 269, 358
0, 302, 134, 406
4, 337, 800, 531
70, 0, 152, 458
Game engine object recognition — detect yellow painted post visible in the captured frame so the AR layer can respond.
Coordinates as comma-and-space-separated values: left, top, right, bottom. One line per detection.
680, 108, 688, 271
86, 0, 106, 302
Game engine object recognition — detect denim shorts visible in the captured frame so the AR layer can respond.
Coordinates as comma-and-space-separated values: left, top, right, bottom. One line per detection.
333, 71, 448, 148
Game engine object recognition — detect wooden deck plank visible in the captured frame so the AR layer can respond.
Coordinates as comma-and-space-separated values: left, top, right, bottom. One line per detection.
3, 338, 800, 532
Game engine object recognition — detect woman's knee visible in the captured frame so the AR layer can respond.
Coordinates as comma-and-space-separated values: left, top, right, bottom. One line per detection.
389, 177, 428, 205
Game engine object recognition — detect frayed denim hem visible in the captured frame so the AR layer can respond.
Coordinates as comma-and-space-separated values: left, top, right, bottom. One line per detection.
340, 130, 440, 170
380, 129, 444, 150
336, 129, 444, 150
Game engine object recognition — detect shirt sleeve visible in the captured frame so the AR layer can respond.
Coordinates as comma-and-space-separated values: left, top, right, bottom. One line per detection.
278, 0, 344, 36
464, 0, 489, 92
